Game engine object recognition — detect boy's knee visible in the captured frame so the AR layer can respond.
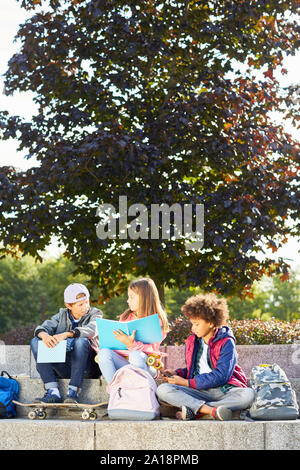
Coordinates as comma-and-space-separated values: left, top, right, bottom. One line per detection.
234, 387, 255, 409
73, 337, 87, 345
156, 382, 173, 399
72, 337, 89, 353
244, 387, 255, 408
30, 337, 38, 354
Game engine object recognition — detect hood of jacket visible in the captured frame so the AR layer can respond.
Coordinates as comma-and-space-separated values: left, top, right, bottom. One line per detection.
210, 325, 236, 344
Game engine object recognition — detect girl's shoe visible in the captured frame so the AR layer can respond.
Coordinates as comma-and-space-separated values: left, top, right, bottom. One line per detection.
211, 406, 232, 421
175, 405, 195, 420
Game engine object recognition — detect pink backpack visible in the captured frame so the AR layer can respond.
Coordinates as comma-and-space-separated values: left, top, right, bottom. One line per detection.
106, 364, 160, 420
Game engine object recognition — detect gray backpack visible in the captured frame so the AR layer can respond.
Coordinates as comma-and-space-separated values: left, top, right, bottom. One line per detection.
249, 363, 299, 420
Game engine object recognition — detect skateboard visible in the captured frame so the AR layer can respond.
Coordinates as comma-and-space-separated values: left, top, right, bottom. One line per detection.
158, 400, 180, 419
13, 400, 108, 421
146, 353, 164, 370
95, 352, 166, 370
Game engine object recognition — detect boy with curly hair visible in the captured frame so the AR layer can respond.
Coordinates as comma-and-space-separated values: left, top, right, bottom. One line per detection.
157, 293, 255, 420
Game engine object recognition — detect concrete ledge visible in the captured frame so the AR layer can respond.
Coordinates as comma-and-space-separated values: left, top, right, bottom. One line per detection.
15, 377, 109, 417
0, 419, 95, 450
2, 344, 300, 379
1, 419, 300, 450
12, 376, 300, 418
95, 420, 265, 450
2, 345, 300, 451
265, 420, 300, 450
161, 343, 300, 378
0, 345, 31, 376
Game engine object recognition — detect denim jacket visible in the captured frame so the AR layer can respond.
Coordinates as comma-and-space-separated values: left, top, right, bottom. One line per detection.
34, 307, 103, 342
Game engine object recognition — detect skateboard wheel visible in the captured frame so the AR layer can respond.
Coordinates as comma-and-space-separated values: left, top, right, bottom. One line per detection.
154, 360, 162, 369
147, 356, 156, 366
28, 410, 37, 420
82, 410, 90, 420
37, 411, 47, 420
89, 411, 97, 420
94, 356, 98, 363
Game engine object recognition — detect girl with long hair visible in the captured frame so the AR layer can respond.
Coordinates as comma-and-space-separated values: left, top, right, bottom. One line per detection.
98, 278, 169, 383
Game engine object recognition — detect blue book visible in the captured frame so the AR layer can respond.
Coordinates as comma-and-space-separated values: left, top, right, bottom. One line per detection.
37, 340, 67, 363
96, 314, 162, 350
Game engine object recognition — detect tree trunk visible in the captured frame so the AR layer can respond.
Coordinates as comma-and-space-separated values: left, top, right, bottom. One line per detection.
41, 295, 47, 323
153, 278, 165, 307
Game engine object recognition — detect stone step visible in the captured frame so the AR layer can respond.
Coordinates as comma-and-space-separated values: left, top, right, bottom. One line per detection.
1, 345, 300, 451
2, 344, 300, 379
11, 375, 300, 417
1, 418, 300, 450
14, 377, 109, 417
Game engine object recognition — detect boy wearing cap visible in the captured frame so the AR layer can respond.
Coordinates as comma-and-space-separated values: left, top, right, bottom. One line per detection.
30, 283, 103, 403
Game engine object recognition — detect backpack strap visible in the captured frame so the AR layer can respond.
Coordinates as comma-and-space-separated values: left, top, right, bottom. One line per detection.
1, 371, 13, 379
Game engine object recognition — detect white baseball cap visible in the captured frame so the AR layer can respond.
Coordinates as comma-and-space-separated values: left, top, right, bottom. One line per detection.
64, 283, 90, 304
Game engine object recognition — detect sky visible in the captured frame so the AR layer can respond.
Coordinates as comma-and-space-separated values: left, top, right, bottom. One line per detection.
0, 0, 299, 267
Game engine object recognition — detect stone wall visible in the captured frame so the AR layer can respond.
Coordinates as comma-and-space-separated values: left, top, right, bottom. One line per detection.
161, 343, 300, 379
1, 343, 300, 380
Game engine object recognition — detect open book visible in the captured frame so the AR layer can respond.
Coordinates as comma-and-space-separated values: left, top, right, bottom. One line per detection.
96, 314, 162, 350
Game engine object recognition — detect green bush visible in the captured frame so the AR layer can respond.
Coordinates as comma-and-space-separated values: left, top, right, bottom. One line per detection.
0, 323, 36, 345
228, 319, 300, 345
2, 317, 300, 346
162, 317, 192, 346
162, 317, 300, 346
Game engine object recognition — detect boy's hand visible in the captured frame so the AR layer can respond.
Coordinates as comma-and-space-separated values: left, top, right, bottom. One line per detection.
161, 369, 176, 378
39, 331, 72, 347
166, 375, 189, 387
39, 332, 58, 348
113, 329, 136, 348
53, 332, 71, 343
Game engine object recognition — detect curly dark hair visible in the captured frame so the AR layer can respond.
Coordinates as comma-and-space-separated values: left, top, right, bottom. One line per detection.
181, 293, 229, 327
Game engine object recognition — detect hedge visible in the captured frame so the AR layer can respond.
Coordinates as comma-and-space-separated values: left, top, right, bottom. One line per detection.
0, 323, 36, 345
1, 318, 300, 346
162, 317, 300, 346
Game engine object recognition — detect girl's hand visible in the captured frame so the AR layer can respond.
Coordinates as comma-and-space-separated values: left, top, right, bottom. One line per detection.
166, 375, 189, 387
113, 329, 136, 348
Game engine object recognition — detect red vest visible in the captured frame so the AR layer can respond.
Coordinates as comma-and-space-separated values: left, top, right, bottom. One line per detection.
183, 331, 248, 389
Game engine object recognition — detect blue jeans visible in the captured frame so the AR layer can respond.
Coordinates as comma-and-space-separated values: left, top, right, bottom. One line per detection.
156, 382, 255, 414
31, 337, 100, 391
98, 348, 151, 383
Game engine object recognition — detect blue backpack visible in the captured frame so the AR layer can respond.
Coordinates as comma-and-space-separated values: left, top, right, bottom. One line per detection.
0, 371, 19, 418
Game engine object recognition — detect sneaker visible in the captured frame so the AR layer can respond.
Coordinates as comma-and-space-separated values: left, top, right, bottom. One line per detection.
212, 406, 232, 421
175, 405, 195, 420
64, 389, 79, 404
34, 389, 62, 404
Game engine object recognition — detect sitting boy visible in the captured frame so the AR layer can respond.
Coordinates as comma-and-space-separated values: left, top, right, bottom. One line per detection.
30, 283, 102, 404
157, 293, 255, 420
